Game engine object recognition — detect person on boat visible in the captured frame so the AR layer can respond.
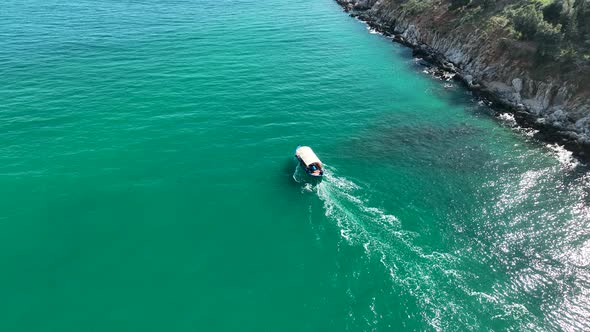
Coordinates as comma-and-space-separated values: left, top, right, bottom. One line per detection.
309, 162, 322, 176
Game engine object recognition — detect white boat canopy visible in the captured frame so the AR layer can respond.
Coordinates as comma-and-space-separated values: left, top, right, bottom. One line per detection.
296, 146, 321, 166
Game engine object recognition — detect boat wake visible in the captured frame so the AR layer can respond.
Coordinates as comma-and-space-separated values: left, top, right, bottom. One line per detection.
293, 168, 445, 329
316, 170, 402, 247
294, 167, 545, 331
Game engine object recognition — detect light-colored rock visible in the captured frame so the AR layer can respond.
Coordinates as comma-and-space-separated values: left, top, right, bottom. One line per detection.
512, 78, 523, 93
548, 109, 567, 124
463, 74, 474, 86
553, 86, 568, 106
575, 116, 590, 130
402, 25, 420, 44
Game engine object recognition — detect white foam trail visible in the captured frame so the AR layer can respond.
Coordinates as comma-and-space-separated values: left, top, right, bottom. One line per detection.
306, 169, 548, 330
292, 163, 304, 183
315, 170, 400, 246
310, 170, 476, 329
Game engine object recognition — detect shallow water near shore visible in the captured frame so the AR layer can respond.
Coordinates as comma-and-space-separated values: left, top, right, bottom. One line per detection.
1, 0, 590, 330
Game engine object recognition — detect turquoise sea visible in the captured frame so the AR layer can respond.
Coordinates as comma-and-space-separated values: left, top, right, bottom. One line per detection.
1, 0, 589, 330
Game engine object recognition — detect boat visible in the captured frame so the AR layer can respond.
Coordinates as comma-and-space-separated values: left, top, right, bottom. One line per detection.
295, 146, 324, 177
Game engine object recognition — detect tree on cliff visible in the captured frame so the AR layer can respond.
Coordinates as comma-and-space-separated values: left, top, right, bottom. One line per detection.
444, 0, 590, 60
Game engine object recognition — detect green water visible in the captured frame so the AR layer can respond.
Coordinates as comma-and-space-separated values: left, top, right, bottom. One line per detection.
1, 0, 589, 330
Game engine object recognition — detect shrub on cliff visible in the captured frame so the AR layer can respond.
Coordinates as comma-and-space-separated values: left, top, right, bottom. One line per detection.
402, 0, 434, 14
448, 0, 495, 10
507, 3, 564, 56
509, 4, 556, 39
569, 0, 590, 51
543, 0, 567, 25
525, 0, 590, 60
484, 15, 521, 39
449, 0, 471, 10
394, 0, 589, 61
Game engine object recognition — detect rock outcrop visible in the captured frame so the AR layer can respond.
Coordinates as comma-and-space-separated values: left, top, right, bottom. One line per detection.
336, 0, 590, 159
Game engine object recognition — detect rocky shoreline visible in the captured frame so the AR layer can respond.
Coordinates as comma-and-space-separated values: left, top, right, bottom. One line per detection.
336, 0, 590, 163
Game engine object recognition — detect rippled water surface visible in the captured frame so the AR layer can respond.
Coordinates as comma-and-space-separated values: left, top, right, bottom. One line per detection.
1, 0, 589, 330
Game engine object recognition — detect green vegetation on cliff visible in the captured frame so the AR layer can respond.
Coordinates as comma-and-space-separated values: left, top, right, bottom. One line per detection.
401, 0, 590, 62
341, 0, 590, 137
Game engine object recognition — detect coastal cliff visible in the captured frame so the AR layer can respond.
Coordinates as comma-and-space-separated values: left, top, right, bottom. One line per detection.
336, 0, 590, 158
